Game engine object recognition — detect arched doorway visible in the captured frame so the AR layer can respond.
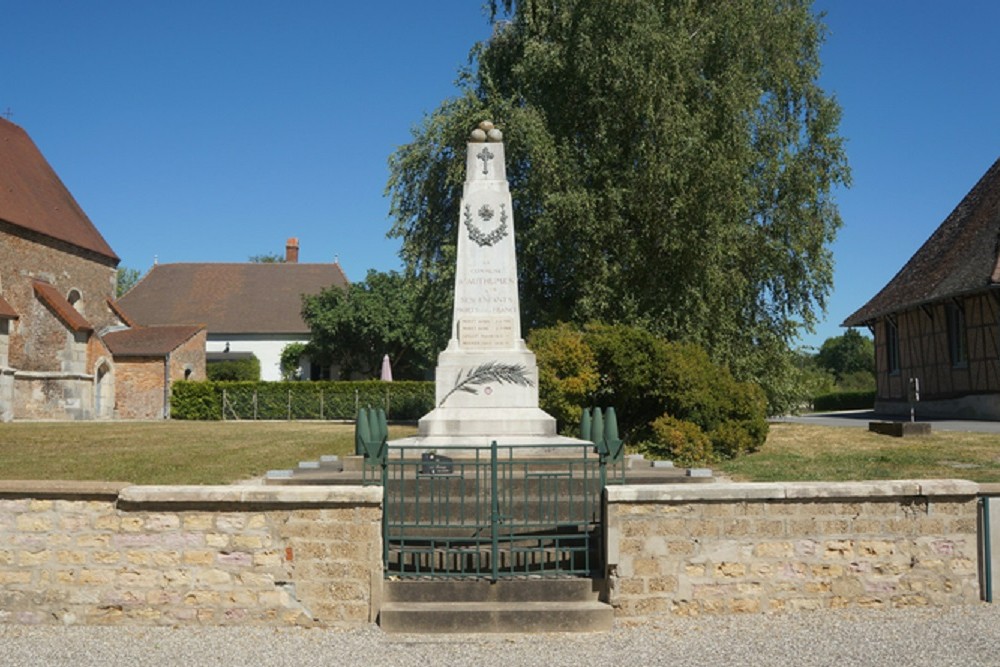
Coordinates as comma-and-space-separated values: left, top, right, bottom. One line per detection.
94, 360, 113, 419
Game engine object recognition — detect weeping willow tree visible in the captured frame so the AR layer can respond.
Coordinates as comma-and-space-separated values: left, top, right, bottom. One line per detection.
387, 0, 849, 411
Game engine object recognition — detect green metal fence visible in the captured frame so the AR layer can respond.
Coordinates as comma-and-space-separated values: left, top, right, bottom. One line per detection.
379, 442, 606, 580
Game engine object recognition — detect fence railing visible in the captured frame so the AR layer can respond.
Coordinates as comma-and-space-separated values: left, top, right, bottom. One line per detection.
378, 441, 609, 580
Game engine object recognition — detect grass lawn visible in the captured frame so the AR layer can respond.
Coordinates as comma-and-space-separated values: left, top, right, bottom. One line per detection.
2, 420, 998, 485
718, 422, 1000, 483
0, 421, 417, 485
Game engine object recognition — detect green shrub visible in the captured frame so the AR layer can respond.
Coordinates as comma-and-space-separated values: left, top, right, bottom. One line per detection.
206, 356, 260, 381
581, 323, 671, 441
529, 323, 600, 434
812, 390, 876, 412
644, 415, 716, 466
280, 342, 308, 380
530, 321, 770, 460
709, 421, 758, 459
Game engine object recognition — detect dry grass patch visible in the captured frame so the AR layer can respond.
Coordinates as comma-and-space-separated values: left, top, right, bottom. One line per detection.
718, 422, 1000, 482
0, 421, 417, 485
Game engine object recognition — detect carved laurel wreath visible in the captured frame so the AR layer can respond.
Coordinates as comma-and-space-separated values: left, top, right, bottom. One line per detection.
463, 203, 509, 247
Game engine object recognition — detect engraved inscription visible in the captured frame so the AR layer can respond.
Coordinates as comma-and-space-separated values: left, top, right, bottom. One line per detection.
459, 317, 516, 350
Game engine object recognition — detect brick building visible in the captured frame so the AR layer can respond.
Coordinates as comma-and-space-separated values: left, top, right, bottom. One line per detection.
102, 325, 207, 419
0, 118, 205, 420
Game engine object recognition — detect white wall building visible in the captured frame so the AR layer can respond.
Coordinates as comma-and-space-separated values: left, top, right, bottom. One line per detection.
117, 239, 347, 381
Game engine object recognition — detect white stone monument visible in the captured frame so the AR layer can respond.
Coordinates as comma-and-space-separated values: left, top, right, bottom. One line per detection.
393, 121, 583, 450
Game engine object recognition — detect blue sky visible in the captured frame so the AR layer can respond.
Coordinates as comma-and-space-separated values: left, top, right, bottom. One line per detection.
3, 2, 999, 351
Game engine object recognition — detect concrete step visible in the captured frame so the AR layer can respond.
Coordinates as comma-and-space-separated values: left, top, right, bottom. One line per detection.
265, 456, 712, 486
383, 578, 604, 603
379, 578, 613, 633
378, 600, 613, 633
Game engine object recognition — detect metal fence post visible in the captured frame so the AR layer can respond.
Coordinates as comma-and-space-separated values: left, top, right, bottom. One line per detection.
491, 440, 499, 582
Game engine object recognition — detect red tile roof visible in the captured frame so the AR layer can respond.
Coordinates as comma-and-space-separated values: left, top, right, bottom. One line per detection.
0, 118, 118, 262
843, 157, 1000, 326
0, 295, 17, 320
116, 262, 348, 334
33, 280, 93, 332
102, 325, 204, 357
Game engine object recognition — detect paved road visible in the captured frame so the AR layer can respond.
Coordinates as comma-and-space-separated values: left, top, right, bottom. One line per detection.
772, 410, 1000, 434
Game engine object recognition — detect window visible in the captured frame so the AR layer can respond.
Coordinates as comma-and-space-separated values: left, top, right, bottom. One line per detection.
946, 301, 967, 367
310, 363, 331, 381
885, 318, 900, 375
67, 289, 82, 312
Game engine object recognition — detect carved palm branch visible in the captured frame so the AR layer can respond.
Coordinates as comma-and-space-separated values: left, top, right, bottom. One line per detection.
439, 361, 534, 407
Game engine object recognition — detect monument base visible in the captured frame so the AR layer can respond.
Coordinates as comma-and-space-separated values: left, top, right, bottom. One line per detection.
388, 406, 590, 455
388, 433, 592, 456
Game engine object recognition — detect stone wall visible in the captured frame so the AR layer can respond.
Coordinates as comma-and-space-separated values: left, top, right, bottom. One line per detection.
0, 224, 121, 419
0, 483, 382, 626
605, 480, 981, 617
0, 225, 118, 373
0, 479, 986, 627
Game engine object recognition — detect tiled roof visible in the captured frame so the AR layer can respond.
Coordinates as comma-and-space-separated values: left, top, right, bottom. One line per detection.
0, 118, 118, 262
33, 280, 93, 332
843, 157, 1000, 327
0, 295, 17, 320
106, 298, 135, 327
102, 325, 204, 357
116, 262, 349, 335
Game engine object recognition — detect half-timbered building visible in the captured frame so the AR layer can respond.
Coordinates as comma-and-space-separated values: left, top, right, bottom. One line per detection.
843, 158, 1000, 419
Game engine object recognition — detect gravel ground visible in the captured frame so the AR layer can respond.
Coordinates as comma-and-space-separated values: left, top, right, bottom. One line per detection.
2, 604, 999, 667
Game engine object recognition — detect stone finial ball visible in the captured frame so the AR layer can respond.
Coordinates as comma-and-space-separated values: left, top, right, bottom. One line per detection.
487, 128, 503, 142
470, 128, 487, 142
478, 120, 495, 131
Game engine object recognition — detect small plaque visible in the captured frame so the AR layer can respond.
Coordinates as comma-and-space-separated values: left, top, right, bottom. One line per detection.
420, 453, 454, 475
459, 317, 515, 350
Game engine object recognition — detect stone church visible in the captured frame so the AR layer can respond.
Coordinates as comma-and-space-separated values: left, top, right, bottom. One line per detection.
0, 117, 204, 420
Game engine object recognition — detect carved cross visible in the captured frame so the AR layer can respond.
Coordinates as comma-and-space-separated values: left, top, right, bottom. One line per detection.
476, 147, 494, 176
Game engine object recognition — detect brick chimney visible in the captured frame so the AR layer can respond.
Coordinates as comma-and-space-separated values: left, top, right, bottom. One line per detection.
285, 237, 299, 263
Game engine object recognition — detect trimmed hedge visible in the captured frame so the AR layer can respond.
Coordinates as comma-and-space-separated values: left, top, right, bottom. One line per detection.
812, 390, 876, 412
206, 356, 260, 381
171, 380, 434, 421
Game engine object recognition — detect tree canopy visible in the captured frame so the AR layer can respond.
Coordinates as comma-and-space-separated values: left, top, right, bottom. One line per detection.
115, 266, 141, 297
301, 270, 448, 380
816, 328, 875, 384
387, 0, 849, 409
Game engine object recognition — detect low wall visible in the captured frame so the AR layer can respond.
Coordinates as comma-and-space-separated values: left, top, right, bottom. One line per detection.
0, 479, 987, 626
605, 480, 981, 617
0, 482, 382, 626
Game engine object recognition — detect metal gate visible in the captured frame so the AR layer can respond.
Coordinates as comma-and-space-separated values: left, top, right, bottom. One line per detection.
377, 442, 610, 580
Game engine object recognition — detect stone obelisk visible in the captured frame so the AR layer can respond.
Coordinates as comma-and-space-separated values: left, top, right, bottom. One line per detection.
394, 121, 579, 449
